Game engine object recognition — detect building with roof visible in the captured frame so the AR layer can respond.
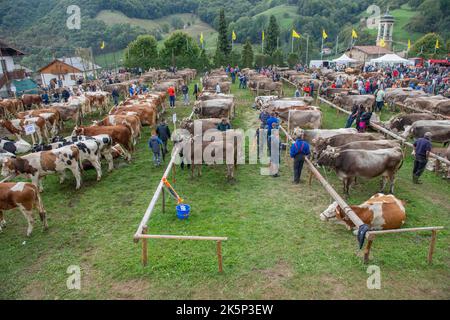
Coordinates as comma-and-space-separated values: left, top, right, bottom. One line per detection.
377, 10, 395, 50
346, 45, 393, 63
38, 57, 101, 88
0, 39, 26, 97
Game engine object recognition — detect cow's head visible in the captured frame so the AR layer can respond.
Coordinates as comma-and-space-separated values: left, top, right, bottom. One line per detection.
1, 157, 16, 178
72, 126, 84, 136
316, 146, 339, 168
320, 201, 339, 221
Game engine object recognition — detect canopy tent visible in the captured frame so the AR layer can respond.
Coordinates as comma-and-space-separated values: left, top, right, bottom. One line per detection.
331, 54, 357, 64
369, 53, 414, 65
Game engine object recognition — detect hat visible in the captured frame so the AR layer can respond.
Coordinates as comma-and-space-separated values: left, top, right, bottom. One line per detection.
424, 132, 432, 138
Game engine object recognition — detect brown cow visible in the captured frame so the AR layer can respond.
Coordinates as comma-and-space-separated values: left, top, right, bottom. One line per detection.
320, 193, 406, 233
317, 147, 404, 195
72, 125, 133, 156
0, 117, 49, 144
111, 104, 157, 127
0, 182, 48, 236
21, 94, 42, 109
313, 133, 384, 159
17, 108, 63, 136
94, 114, 141, 147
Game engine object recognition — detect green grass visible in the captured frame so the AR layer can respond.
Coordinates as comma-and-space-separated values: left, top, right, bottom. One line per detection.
0, 80, 449, 299
96, 49, 126, 69
254, 5, 300, 30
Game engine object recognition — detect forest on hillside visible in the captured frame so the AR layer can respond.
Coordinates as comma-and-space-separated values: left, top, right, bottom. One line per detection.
0, 0, 448, 70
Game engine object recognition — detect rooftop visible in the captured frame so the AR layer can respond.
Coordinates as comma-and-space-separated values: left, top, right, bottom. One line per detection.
351, 46, 393, 55
0, 39, 25, 56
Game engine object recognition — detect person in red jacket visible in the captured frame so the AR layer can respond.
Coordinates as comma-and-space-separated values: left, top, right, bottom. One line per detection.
168, 86, 176, 108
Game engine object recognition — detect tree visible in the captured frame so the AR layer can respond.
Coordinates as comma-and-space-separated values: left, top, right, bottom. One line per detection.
216, 9, 231, 57
410, 33, 446, 58
124, 35, 159, 70
287, 53, 299, 68
241, 38, 254, 68
272, 49, 284, 66
160, 31, 200, 68
265, 15, 280, 56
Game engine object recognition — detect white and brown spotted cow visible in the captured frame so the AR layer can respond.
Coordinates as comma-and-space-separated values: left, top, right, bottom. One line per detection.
1, 145, 82, 191
0, 182, 48, 236
320, 193, 406, 233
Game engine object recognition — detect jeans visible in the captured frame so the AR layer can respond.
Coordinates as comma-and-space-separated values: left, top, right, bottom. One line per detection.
113, 96, 119, 106
345, 115, 355, 128
376, 101, 384, 112
413, 155, 428, 178
153, 152, 161, 166
161, 140, 168, 161
293, 154, 305, 183
169, 96, 175, 107
183, 94, 189, 105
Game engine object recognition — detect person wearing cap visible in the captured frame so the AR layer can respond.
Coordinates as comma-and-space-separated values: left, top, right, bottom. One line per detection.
412, 132, 433, 184
290, 130, 311, 184
217, 118, 231, 131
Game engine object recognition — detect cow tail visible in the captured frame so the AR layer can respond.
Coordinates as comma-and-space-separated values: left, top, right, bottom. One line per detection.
32, 185, 46, 222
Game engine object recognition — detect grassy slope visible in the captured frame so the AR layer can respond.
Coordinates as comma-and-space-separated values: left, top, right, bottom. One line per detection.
0, 80, 449, 299
254, 5, 300, 30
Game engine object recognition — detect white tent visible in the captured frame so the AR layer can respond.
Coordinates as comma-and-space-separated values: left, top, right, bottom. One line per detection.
331, 54, 357, 64
369, 53, 414, 65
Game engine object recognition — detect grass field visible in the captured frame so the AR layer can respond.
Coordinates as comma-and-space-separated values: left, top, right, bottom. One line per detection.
254, 5, 300, 30
0, 79, 449, 299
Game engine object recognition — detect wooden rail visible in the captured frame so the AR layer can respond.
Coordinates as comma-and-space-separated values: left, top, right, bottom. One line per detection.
396, 102, 450, 120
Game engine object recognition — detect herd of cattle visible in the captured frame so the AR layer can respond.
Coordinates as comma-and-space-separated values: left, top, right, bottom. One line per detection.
0, 69, 200, 236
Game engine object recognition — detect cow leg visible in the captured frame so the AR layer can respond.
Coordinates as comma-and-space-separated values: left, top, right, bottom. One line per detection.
35, 193, 48, 230
389, 175, 396, 194
18, 205, 34, 237
92, 159, 102, 181
379, 176, 388, 193
198, 164, 202, 177
59, 170, 66, 184
42, 126, 50, 143
69, 166, 82, 190
0, 211, 5, 231
191, 163, 195, 178
103, 150, 114, 172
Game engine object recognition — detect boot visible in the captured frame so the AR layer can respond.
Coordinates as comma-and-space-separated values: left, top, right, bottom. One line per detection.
413, 175, 422, 184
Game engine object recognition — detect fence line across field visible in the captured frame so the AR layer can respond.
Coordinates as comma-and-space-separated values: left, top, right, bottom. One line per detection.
133, 106, 228, 271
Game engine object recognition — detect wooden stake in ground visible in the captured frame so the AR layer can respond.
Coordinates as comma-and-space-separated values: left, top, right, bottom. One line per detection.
142, 226, 148, 266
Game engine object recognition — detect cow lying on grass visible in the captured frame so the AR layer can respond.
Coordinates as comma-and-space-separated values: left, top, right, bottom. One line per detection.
0, 182, 48, 236
320, 193, 406, 234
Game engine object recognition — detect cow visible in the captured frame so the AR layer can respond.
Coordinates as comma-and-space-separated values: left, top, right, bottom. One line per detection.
94, 114, 141, 145
320, 193, 406, 233
386, 113, 439, 132
21, 94, 42, 109
254, 96, 278, 109
0, 138, 31, 154
17, 108, 63, 136
402, 120, 450, 144
313, 133, 385, 159
194, 99, 235, 119
179, 118, 222, 135
0, 99, 24, 118
1, 145, 82, 192
111, 104, 157, 127
0, 117, 49, 144
0, 182, 48, 236
51, 104, 81, 126
316, 147, 404, 195
287, 109, 322, 130
31, 139, 103, 181
297, 127, 358, 144
333, 94, 375, 111
0, 149, 15, 162
72, 125, 133, 158
330, 139, 400, 153
175, 135, 238, 181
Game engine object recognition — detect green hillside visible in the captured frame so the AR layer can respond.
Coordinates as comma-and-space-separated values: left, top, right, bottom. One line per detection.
254, 5, 300, 30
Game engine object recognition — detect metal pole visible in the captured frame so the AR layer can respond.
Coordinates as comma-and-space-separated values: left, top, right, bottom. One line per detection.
335, 35, 339, 55
306, 35, 309, 66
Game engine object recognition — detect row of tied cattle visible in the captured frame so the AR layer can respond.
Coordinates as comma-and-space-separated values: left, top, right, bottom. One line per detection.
240, 68, 283, 96
176, 89, 238, 180
0, 88, 169, 236
255, 96, 322, 130
105, 68, 197, 97
0, 91, 112, 146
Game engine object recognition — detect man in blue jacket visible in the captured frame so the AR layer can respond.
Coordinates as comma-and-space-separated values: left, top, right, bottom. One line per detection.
290, 130, 311, 184
148, 131, 163, 166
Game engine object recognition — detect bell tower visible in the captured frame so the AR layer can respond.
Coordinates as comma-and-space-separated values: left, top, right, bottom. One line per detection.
376, 8, 394, 50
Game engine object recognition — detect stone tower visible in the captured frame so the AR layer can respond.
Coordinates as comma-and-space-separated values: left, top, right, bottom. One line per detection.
376, 9, 395, 50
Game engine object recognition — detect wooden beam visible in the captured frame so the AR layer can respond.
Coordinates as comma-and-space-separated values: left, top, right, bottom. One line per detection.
366, 226, 444, 236
137, 234, 228, 241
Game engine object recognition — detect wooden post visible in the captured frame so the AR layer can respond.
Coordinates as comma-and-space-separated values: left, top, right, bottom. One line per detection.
217, 240, 223, 273
428, 230, 437, 265
364, 235, 374, 264
142, 225, 148, 266
435, 159, 440, 175
172, 164, 176, 184
308, 169, 314, 186
162, 188, 166, 213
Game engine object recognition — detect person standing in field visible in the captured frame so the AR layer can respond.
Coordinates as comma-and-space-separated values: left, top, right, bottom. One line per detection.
148, 131, 163, 166
156, 119, 171, 161
290, 130, 311, 184
181, 82, 189, 106
215, 83, 221, 94
374, 87, 385, 112
412, 132, 432, 184
168, 85, 176, 108
270, 129, 281, 178
193, 83, 199, 100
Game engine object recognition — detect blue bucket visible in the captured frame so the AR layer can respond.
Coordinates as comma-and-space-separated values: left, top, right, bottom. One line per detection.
176, 204, 191, 220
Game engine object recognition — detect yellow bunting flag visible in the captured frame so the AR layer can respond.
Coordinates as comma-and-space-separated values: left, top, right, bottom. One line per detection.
100, 41, 105, 50
262, 30, 265, 41
379, 38, 386, 47
352, 29, 358, 39
232, 31, 237, 41
435, 39, 440, 49
322, 29, 328, 39
407, 39, 411, 51
292, 29, 301, 39
200, 32, 204, 44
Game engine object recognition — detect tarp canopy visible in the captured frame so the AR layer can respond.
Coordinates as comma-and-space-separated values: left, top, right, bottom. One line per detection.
369, 53, 414, 65
13, 79, 39, 95
331, 54, 357, 64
